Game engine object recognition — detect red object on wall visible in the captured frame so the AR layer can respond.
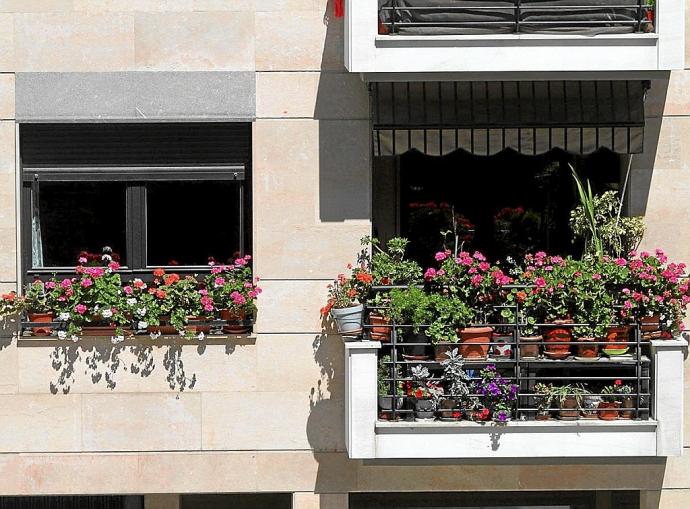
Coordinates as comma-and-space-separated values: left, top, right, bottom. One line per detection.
334, 0, 344, 17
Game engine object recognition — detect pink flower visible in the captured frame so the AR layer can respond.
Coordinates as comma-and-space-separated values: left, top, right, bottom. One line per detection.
479, 262, 490, 272
198, 289, 208, 296
535, 251, 547, 259
81, 278, 93, 288
471, 275, 483, 287
231, 291, 246, 306
78, 256, 87, 264
214, 277, 225, 287
123, 286, 133, 295
248, 290, 258, 299
624, 301, 633, 310
640, 251, 650, 259
45, 281, 56, 290
535, 277, 546, 288
108, 261, 120, 271
473, 251, 486, 262
622, 288, 631, 295
244, 282, 253, 289
592, 274, 602, 280
435, 251, 448, 262
424, 268, 437, 281
234, 258, 248, 267
551, 256, 564, 265
614, 258, 627, 267
61, 279, 72, 289
544, 265, 553, 272
75, 304, 87, 315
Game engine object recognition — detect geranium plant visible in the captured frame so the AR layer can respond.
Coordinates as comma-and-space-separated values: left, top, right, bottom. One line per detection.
148, 269, 206, 334
0, 291, 23, 317
206, 255, 261, 321
571, 257, 614, 338
601, 379, 633, 403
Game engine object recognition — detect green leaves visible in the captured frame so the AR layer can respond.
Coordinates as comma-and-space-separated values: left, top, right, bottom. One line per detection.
571, 165, 604, 260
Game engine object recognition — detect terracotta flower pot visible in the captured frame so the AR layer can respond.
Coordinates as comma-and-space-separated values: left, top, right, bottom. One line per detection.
640, 315, 663, 340
185, 316, 212, 335
438, 398, 461, 421
402, 331, 431, 360
28, 311, 54, 336
575, 337, 600, 359
543, 320, 573, 360
456, 326, 493, 360
535, 412, 551, 421
433, 343, 455, 362
604, 326, 631, 356
81, 324, 118, 337
368, 312, 391, 342
147, 315, 178, 335
519, 335, 541, 359
220, 309, 252, 334
378, 395, 403, 421
558, 395, 580, 420
620, 396, 636, 419
598, 401, 620, 420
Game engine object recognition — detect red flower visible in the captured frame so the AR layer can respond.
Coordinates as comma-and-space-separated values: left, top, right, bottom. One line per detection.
155, 289, 166, 299
153, 268, 165, 278
614, 379, 622, 386
163, 274, 180, 286
355, 272, 373, 284
414, 388, 424, 399
1, 292, 15, 302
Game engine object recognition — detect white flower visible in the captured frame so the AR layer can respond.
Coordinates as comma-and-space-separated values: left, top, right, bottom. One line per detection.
137, 321, 148, 330
58, 312, 70, 321
149, 331, 161, 340
111, 335, 125, 345
127, 298, 137, 306
70, 335, 79, 342
136, 307, 147, 317
101, 309, 113, 319
102, 254, 112, 262
57, 330, 67, 340
197, 332, 205, 341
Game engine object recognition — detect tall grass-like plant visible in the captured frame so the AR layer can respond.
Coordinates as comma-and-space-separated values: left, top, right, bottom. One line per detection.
571, 166, 603, 259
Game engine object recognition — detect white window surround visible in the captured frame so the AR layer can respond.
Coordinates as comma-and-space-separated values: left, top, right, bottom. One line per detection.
344, 338, 687, 460
344, 1, 685, 73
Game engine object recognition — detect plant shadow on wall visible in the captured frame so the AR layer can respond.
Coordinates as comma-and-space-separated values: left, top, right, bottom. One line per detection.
315, 0, 370, 223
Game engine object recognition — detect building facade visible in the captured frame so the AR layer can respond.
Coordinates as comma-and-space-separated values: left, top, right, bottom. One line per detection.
0, 1, 688, 508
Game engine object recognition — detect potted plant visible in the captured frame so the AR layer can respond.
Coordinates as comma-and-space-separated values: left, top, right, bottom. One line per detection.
473, 364, 518, 423
504, 285, 542, 360
582, 393, 603, 419
0, 291, 24, 320
377, 355, 404, 420
23, 279, 62, 335
533, 383, 554, 420
149, 270, 210, 338
599, 379, 628, 420
439, 348, 470, 421
206, 257, 260, 334
321, 265, 372, 337
408, 365, 441, 421
552, 384, 588, 420
430, 250, 513, 360
388, 286, 433, 359
572, 258, 612, 360
426, 293, 473, 360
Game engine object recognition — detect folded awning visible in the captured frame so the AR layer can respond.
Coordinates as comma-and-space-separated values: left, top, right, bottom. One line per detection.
372, 80, 648, 156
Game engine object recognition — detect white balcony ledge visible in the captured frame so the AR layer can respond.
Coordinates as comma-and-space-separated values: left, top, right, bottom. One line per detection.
345, 1, 684, 74
344, 339, 687, 460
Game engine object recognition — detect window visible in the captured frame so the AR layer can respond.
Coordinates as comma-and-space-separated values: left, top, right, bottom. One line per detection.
180, 494, 292, 509
20, 123, 251, 281
0, 496, 143, 509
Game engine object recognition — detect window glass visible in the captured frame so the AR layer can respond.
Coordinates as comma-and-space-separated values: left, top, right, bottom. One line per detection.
32, 182, 127, 268
146, 181, 242, 267
180, 494, 291, 509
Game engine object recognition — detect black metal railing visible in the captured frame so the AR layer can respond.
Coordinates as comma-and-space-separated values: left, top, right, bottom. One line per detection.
368, 285, 653, 423
378, 0, 656, 35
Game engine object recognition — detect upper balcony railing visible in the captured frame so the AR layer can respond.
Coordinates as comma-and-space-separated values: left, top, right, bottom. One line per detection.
378, 0, 656, 36
344, 0, 684, 73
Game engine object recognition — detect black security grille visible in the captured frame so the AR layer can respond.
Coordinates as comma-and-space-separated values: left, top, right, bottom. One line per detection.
379, 0, 655, 35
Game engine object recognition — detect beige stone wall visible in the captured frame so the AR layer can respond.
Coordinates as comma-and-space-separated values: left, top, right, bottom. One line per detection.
0, 1, 686, 508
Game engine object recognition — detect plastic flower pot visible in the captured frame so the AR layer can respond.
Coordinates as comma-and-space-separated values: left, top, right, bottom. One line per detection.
543, 320, 573, 360
220, 309, 251, 334
413, 398, 435, 420
27, 311, 54, 336
492, 333, 514, 359
402, 331, 431, 360
598, 401, 620, 420
575, 337, 600, 360
378, 395, 403, 420
558, 395, 580, 420
519, 335, 541, 359
457, 326, 493, 360
368, 312, 391, 342
604, 326, 631, 356
331, 304, 363, 336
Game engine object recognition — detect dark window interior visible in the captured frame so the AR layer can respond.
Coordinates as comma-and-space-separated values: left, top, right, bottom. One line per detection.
35, 182, 128, 267
374, 147, 621, 266
147, 181, 242, 266
350, 491, 640, 509
180, 494, 292, 509
0, 496, 142, 509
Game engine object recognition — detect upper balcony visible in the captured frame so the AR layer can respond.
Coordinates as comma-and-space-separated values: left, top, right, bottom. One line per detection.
344, 0, 685, 75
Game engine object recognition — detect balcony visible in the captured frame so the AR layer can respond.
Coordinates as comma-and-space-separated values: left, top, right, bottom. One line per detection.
345, 334, 686, 459
344, 0, 684, 74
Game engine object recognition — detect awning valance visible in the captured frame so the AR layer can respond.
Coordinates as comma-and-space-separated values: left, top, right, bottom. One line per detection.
372, 80, 647, 156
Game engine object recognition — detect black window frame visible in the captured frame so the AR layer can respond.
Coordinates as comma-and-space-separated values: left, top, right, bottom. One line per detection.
19, 123, 252, 284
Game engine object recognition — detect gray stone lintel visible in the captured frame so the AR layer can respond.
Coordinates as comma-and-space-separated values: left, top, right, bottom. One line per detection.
15, 71, 256, 122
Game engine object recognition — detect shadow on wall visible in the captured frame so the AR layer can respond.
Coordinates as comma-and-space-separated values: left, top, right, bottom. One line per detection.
15, 336, 249, 395
315, 0, 372, 223
629, 74, 669, 217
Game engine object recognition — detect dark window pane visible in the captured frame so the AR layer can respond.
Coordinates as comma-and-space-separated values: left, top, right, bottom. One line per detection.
180, 494, 291, 509
146, 181, 242, 266
32, 182, 127, 268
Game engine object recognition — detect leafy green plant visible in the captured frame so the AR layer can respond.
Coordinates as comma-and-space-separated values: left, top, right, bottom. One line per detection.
377, 355, 403, 396
533, 383, 555, 415
388, 286, 432, 333
601, 379, 633, 403
363, 236, 423, 286
425, 293, 473, 344
441, 348, 470, 401
571, 167, 603, 259
571, 257, 614, 338
551, 384, 589, 408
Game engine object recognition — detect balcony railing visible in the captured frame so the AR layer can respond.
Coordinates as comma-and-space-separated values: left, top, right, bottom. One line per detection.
378, 0, 656, 36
